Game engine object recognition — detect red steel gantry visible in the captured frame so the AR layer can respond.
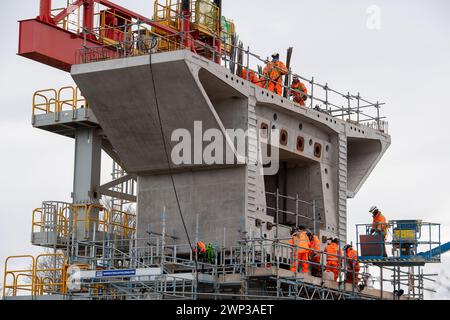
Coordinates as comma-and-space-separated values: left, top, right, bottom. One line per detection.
20, 0, 222, 72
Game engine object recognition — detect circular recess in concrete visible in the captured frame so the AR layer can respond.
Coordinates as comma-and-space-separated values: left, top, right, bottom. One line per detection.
326, 145, 330, 152
325, 168, 329, 175
309, 139, 313, 146
314, 143, 322, 158
297, 136, 305, 152
273, 113, 278, 121
260, 123, 269, 139
326, 183, 330, 189
280, 130, 288, 146
299, 123, 303, 131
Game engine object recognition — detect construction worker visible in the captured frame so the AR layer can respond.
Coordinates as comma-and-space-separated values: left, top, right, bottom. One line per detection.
257, 72, 268, 88
307, 230, 321, 277
290, 76, 308, 106
369, 206, 388, 240
369, 206, 388, 257
194, 241, 207, 255
343, 244, 360, 285
289, 227, 299, 272
324, 238, 342, 281
241, 67, 262, 86
205, 243, 216, 264
263, 53, 288, 95
296, 226, 311, 273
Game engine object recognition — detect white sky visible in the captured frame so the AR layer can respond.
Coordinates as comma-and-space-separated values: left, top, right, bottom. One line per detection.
1, 0, 449, 299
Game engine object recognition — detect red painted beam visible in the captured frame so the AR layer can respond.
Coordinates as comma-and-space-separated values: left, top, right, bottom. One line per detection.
53, 0, 83, 24
18, 19, 108, 72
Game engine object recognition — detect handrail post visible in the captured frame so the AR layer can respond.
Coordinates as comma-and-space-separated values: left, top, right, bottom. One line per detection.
313, 200, 317, 235
275, 188, 279, 240
347, 92, 351, 121
376, 101, 381, 130
357, 92, 361, 124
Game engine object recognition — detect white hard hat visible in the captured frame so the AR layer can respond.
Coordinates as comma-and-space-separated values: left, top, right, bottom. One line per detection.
369, 206, 379, 214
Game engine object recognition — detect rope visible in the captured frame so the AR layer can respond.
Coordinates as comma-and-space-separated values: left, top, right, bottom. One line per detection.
147, 39, 199, 297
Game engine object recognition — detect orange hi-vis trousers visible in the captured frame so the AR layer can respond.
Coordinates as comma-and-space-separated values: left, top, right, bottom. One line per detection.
291, 251, 309, 273
268, 79, 283, 96
326, 261, 339, 281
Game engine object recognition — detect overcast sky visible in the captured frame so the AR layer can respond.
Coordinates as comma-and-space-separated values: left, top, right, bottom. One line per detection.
1, 0, 449, 299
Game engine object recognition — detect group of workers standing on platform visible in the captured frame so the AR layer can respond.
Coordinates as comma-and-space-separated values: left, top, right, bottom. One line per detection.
289, 228, 361, 284
193, 206, 388, 287
240, 53, 308, 106
289, 206, 388, 285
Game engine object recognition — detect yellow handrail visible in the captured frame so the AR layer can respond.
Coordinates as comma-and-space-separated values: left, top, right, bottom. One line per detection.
3, 255, 36, 297
3, 253, 68, 297
35, 253, 67, 295
31, 203, 137, 249
32, 86, 87, 117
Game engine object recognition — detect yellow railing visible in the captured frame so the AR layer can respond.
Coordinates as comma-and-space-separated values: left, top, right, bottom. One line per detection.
32, 204, 137, 241
154, 0, 182, 32
32, 204, 71, 239
34, 253, 67, 296
72, 204, 136, 239
32, 86, 87, 117
3, 254, 67, 297
154, 0, 220, 37
192, 0, 220, 37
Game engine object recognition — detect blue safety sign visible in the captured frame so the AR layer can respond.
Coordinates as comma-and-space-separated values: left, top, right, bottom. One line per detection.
95, 269, 137, 278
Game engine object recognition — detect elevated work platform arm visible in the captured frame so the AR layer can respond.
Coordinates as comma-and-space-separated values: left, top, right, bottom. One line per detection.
418, 241, 450, 259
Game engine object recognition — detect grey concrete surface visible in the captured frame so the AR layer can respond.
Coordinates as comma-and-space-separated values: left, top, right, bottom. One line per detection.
71, 50, 391, 245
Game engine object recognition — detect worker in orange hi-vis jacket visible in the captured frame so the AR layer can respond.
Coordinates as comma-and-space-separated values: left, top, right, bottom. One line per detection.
295, 226, 311, 274
241, 67, 261, 86
324, 238, 343, 281
307, 230, 321, 277
290, 76, 308, 106
289, 227, 300, 272
344, 244, 360, 285
369, 206, 388, 240
263, 53, 288, 95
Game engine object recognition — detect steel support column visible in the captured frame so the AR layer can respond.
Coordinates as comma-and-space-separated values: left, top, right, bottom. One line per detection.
83, 0, 95, 39
213, 0, 222, 64
39, 0, 52, 23
72, 128, 102, 240
182, 0, 192, 49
